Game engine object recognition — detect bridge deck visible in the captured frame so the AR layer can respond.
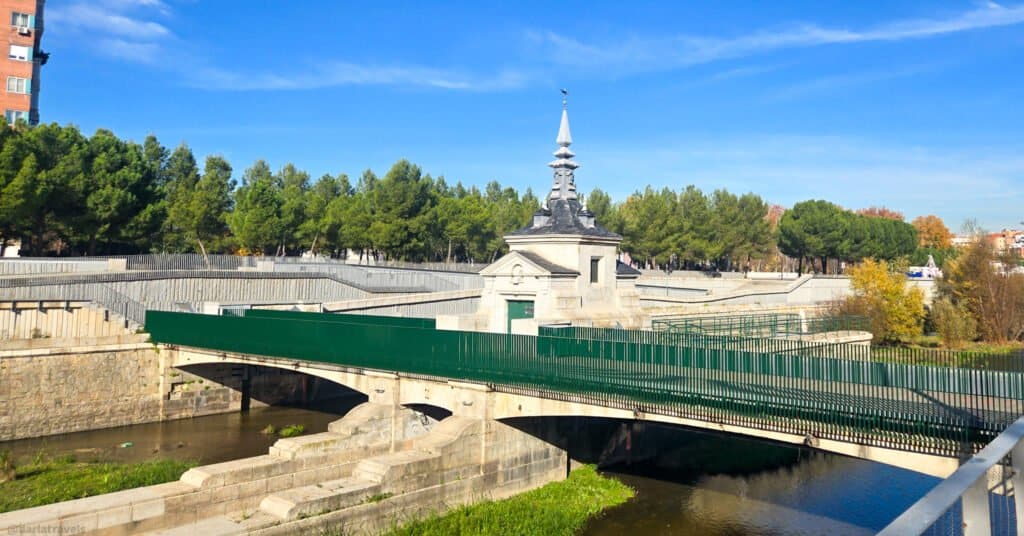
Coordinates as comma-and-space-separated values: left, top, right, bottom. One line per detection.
146, 310, 1024, 458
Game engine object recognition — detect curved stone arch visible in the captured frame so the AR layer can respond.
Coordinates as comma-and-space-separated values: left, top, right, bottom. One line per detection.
168, 347, 959, 479
490, 391, 960, 478
170, 347, 461, 414
171, 348, 376, 397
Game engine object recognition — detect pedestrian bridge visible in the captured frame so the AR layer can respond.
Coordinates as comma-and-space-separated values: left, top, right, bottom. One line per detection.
148, 309, 1024, 479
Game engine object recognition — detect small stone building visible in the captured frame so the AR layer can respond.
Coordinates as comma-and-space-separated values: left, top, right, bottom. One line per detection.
438, 102, 644, 334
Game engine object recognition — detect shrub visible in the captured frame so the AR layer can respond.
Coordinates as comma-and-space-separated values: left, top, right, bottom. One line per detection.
278, 424, 305, 438
930, 298, 977, 349
837, 258, 925, 344
0, 451, 14, 484
940, 240, 1024, 342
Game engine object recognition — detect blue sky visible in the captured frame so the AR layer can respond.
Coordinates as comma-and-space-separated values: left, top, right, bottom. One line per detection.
44, 1, 1024, 230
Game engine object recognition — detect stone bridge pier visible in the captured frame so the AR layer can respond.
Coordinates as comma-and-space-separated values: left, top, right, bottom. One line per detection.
0, 348, 569, 536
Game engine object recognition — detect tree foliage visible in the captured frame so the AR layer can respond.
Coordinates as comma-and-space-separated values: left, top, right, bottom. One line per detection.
838, 258, 926, 343
911, 215, 952, 249
856, 206, 904, 221
779, 200, 917, 274
0, 121, 946, 274
939, 239, 1024, 343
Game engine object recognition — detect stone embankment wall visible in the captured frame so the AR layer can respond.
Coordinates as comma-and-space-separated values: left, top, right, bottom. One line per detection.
0, 339, 331, 441
0, 340, 165, 440
0, 403, 566, 536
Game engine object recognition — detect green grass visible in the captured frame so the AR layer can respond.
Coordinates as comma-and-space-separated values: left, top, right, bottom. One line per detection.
382, 465, 633, 536
0, 455, 196, 513
908, 334, 1024, 354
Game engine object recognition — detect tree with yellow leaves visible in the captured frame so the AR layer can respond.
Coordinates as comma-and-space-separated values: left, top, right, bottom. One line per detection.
911, 215, 953, 249
838, 258, 926, 343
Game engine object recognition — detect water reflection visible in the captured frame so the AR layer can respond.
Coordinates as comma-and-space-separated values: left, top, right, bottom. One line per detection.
0, 395, 364, 466
583, 434, 940, 536
1, 403, 952, 534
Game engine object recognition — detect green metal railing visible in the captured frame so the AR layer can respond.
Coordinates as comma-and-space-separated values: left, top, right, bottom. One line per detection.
147, 310, 1024, 458
549, 324, 1024, 372
651, 312, 869, 338
243, 309, 436, 329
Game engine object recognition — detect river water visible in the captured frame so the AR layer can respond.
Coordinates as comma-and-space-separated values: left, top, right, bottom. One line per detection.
0, 401, 945, 535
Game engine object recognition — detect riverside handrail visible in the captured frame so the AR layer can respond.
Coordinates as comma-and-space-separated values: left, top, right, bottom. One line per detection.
878, 415, 1024, 536
651, 312, 870, 337
542, 324, 1024, 372
146, 310, 1024, 459
0, 270, 432, 294
0, 254, 485, 274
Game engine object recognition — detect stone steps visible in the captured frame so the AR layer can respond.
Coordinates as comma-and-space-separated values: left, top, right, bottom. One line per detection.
141, 515, 242, 536
259, 477, 381, 521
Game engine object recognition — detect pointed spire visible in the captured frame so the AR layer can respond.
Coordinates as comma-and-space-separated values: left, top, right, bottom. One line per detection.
548, 90, 578, 202
556, 110, 572, 147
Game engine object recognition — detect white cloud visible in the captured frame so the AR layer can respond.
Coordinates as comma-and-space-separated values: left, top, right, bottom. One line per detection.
764, 63, 945, 100
48, 0, 172, 68
48, 3, 171, 39
533, 2, 1024, 74
190, 62, 530, 92
99, 38, 162, 64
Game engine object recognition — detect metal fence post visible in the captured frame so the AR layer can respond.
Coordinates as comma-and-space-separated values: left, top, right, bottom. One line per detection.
1013, 440, 1024, 536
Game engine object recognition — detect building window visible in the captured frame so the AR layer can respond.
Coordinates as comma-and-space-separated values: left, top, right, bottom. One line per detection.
590, 257, 600, 284
5, 110, 28, 124
6, 77, 28, 94
9, 45, 30, 61
10, 12, 30, 28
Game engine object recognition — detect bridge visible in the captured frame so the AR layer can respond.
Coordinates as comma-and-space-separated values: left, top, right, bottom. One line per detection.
147, 309, 1024, 477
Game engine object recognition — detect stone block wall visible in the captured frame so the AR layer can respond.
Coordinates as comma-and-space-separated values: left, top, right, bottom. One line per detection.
0, 343, 165, 440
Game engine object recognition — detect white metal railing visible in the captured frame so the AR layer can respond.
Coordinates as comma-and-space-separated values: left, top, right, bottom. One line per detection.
0, 254, 486, 274
879, 416, 1024, 535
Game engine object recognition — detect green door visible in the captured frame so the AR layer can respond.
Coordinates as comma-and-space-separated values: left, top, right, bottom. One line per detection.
506, 300, 535, 333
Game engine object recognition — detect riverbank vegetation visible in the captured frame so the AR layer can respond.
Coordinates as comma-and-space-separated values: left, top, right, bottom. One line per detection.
381, 465, 633, 536
0, 452, 195, 513
833, 238, 1024, 356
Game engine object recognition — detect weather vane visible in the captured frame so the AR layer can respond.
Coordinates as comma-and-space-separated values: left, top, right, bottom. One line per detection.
561, 88, 568, 108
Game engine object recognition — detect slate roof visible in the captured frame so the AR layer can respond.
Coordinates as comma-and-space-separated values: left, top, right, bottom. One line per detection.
507, 198, 622, 239
616, 260, 642, 277
516, 250, 579, 275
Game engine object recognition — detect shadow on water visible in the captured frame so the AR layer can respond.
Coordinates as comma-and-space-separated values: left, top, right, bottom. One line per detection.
0, 394, 366, 466
504, 417, 944, 536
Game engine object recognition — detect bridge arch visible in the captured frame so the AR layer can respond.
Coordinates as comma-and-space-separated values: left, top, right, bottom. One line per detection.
168, 346, 961, 479
168, 347, 461, 415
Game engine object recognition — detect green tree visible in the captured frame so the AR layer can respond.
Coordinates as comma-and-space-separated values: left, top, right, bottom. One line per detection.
161, 144, 201, 252
300, 173, 348, 255
229, 160, 282, 255
0, 153, 39, 253
276, 163, 310, 255
191, 156, 234, 255
777, 200, 848, 274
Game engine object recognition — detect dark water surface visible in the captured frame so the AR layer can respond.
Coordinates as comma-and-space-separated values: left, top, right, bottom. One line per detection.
583, 454, 939, 536
576, 423, 945, 536
0, 396, 364, 466
1, 402, 943, 534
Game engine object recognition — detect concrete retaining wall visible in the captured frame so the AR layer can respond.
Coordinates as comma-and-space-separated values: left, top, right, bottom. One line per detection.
0, 301, 133, 340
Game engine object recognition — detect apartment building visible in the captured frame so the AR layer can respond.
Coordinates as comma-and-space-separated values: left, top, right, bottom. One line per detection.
1, 0, 44, 125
